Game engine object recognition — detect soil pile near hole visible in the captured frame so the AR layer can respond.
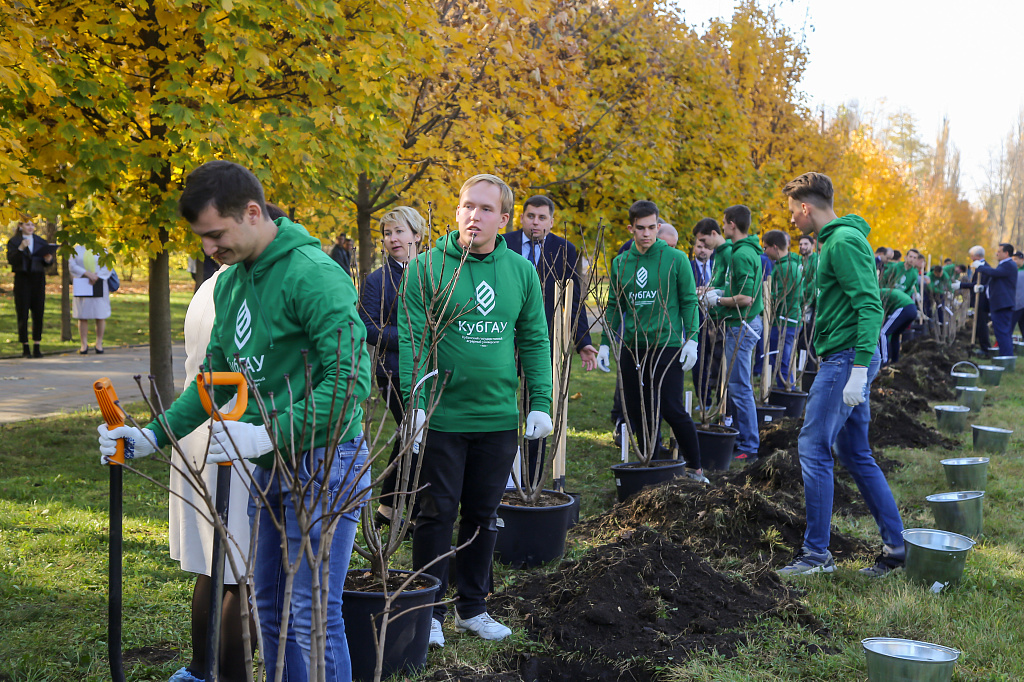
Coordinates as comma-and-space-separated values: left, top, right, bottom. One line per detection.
870, 386, 956, 450
575, 477, 870, 564
876, 337, 965, 402
430, 656, 656, 682
496, 528, 821, 665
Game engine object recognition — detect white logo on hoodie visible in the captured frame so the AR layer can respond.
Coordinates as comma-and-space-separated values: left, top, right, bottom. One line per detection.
235, 299, 252, 349
476, 281, 495, 316
637, 266, 648, 288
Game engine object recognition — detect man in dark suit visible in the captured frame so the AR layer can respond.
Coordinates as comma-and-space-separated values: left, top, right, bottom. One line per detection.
972, 242, 1018, 357
968, 246, 992, 353
691, 238, 717, 407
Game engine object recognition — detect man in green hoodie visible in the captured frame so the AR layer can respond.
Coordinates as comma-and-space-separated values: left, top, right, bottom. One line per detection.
97, 160, 372, 681
778, 172, 905, 578
598, 200, 704, 479
400, 174, 552, 647
699, 205, 763, 461
763, 229, 803, 389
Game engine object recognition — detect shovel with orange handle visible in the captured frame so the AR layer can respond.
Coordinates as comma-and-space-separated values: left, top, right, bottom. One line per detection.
196, 371, 248, 682
93, 377, 127, 682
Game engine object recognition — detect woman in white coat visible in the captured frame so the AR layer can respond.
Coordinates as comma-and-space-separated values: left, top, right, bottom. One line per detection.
68, 245, 112, 354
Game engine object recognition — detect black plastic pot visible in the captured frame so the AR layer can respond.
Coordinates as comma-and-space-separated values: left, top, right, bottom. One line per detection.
801, 369, 817, 393
566, 491, 582, 528
769, 388, 809, 418
610, 461, 686, 502
696, 425, 740, 472
756, 403, 787, 427
494, 490, 575, 567
343, 570, 442, 682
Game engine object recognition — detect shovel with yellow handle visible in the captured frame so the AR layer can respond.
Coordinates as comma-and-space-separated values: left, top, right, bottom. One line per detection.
196, 370, 248, 682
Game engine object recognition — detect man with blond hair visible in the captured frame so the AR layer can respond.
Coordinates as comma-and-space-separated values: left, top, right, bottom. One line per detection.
400, 174, 552, 646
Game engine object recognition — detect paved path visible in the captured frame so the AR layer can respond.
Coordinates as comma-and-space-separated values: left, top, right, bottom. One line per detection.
0, 344, 186, 424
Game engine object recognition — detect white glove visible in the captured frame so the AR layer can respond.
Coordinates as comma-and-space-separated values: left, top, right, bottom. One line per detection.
680, 339, 699, 371
524, 411, 553, 440
974, 284, 985, 293
951, 281, 961, 291
913, 292, 922, 305
207, 421, 274, 464
407, 408, 427, 453
842, 366, 869, 407
98, 424, 157, 464
969, 259, 984, 269
704, 289, 722, 307
596, 345, 611, 372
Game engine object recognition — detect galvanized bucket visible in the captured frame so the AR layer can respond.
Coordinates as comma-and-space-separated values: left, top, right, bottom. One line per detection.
940, 457, 989, 491
991, 355, 1016, 371
933, 405, 970, 435
954, 386, 985, 411
977, 364, 1004, 386
1015, 341, 1024, 357
972, 425, 1013, 454
862, 638, 959, 682
949, 361, 979, 387
926, 491, 984, 538
903, 528, 975, 590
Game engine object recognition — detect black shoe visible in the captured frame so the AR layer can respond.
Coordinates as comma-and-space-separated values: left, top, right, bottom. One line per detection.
859, 545, 905, 577
613, 419, 624, 448
79, 348, 89, 355
32, 344, 42, 358
22, 344, 31, 358
94, 346, 104, 354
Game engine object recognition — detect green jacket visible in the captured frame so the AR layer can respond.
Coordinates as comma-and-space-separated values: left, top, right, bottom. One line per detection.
771, 253, 804, 327
708, 239, 732, 321
399, 232, 551, 432
879, 287, 913, 317
813, 215, 884, 366
147, 218, 371, 468
802, 251, 819, 306
928, 271, 952, 297
942, 263, 957, 279
881, 261, 919, 297
721, 234, 764, 326
604, 239, 699, 349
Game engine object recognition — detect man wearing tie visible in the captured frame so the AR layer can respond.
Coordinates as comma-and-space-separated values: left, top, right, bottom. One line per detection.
971, 243, 1018, 357
691, 233, 717, 408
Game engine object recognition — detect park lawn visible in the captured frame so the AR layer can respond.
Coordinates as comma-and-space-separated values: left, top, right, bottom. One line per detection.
0, 269, 193, 358
1, 356, 1023, 680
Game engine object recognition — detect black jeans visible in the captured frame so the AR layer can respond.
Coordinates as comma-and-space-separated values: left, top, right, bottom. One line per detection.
14, 272, 46, 343
412, 429, 518, 621
695, 324, 723, 408
619, 346, 702, 469
975, 297, 991, 350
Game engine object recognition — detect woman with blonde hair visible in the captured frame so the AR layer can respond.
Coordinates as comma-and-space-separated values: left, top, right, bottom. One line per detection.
357, 205, 425, 525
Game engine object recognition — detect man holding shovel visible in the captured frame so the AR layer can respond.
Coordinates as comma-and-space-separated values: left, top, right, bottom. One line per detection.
778, 172, 906, 577
97, 160, 372, 681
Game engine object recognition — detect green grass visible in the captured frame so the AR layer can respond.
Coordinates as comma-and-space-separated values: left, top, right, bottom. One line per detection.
2, 353, 1024, 680
0, 269, 192, 358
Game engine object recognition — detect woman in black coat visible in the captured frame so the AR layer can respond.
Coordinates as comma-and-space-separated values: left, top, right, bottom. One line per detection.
358, 206, 424, 525
6, 220, 54, 358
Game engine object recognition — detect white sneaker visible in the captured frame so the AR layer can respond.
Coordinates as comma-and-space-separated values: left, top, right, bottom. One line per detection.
685, 469, 710, 484
428, 617, 445, 648
453, 611, 512, 641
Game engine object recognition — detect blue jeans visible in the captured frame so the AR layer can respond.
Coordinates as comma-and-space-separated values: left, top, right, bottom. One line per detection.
769, 325, 797, 390
249, 437, 370, 682
724, 316, 762, 454
797, 350, 904, 555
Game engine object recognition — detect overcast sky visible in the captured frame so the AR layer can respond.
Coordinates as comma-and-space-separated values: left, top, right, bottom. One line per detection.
679, 0, 1024, 202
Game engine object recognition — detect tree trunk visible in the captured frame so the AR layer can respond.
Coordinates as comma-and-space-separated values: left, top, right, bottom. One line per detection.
149, 236, 175, 412
60, 252, 72, 342
356, 172, 375, 284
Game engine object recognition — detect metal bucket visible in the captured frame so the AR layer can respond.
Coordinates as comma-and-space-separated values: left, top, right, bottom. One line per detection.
933, 405, 970, 435
949, 361, 979, 387
972, 425, 1012, 454
862, 638, 959, 682
977, 364, 1004, 386
926, 491, 984, 538
903, 528, 975, 590
954, 386, 985, 411
940, 457, 989, 491
1015, 341, 1024, 357
992, 355, 1016, 371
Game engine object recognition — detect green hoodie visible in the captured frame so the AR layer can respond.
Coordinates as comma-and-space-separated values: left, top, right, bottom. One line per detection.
604, 239, 699, 349
881, 261, 919, 297
814, 215, 883, 366
879, 287, 913, 317
721, 234, 764, 325
928, 271, 952, 296
708, 238, 732, 321
771, 253, 804, 327
399, 232, 551, 433
147, 218, 371, 468
802, 251, 819, 306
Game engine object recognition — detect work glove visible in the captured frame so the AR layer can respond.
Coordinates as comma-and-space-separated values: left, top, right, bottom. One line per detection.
842, 366, 869, 407
524, 411, 553, 440
407, 408, 427, 454
974, 284, 985, 293
951, 281, 961, 291
680, 339, 699, 371
98, 424, 157, 464
703, 289, 723, 307
207, 421, 274, 464
596, 345, 611, 373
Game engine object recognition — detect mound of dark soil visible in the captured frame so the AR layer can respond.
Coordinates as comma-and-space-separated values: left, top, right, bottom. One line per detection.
576, 477, 871, 564
869, 387, 956, 450
430, 653, 656, 681
497, 528, 821, 665
876, 337, 965, 402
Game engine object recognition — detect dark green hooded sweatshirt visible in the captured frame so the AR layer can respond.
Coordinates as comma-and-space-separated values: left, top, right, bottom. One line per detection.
148, 217, 371, 468
604, 238, 699, 349
814, 215, 884, 366
708, 238, 732, 321
772, 253, 804, 327
399, 232, 551, 433
721, 234, 764, 326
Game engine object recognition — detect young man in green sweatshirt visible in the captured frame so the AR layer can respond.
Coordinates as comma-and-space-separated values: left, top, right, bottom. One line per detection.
778, 172, 905, 577
763, 229, 804, 389
700, 205, 763, 461
598, 200, 704, 479
400, 174, 552, 647
97, 160, 372, 681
